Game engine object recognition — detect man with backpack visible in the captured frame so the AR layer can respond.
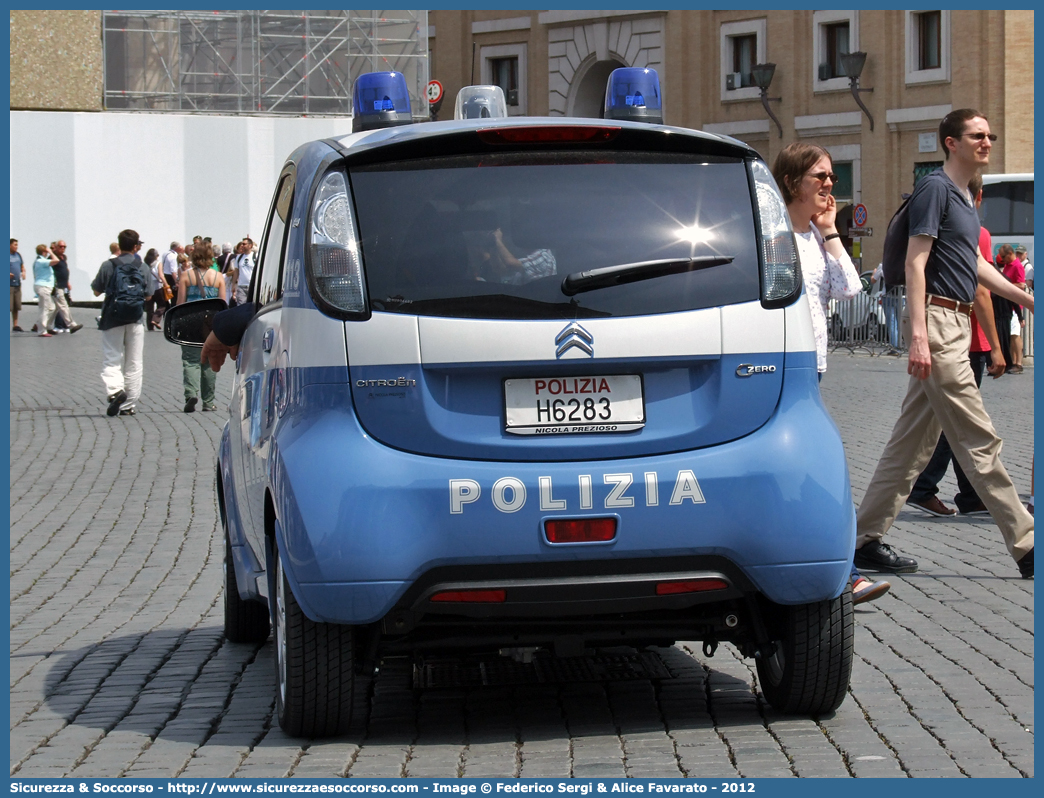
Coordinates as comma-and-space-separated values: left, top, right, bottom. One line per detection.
91, 229, 150, 417
854, 109, 1035, 580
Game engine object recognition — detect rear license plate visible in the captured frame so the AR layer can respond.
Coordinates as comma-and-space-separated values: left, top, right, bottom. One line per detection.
504, 375, 644, 435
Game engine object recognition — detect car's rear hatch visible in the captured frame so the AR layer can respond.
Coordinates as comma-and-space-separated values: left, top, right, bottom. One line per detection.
338, 124, 784, 461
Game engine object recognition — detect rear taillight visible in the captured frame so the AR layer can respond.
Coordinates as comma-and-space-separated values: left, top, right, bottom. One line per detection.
310, 170, 367, 316
544, 517, 617, 544
430, 589, 506, 603
750, 159, 801, 307
655, 578, 729, 595
477, 126, 620, 144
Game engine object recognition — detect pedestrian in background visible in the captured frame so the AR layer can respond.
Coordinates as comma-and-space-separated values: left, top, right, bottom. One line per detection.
176, 238, 226, 412
1016, 245, 1032, 290
217, 242, 237, 305
92, 229, 149, 417
109, 242, 120, 258
162, 241, 182, 305
11, 238, 26, 332
47, 240, 83, 334
998, 244, 1026, 374
33, 244, 57, 338
871, 261, 903, 353
772, 141, 889, 605
142, 248, 166, 330
234, 237, 255, 305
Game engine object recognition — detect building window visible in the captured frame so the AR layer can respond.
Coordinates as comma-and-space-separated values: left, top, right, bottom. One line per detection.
490, 57, 519, 106
480, 43, 527, 115
918, 12, 941, 70
914, 162, 943, 184
731, 34, 757, 87
823, 23, 849, 78
831, 162, 854, 204
905, 11, 950, 85
719, 18, 766, 102
812, 10, 858, 93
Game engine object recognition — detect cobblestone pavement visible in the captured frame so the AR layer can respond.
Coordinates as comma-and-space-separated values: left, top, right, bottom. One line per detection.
9, 328, 1033, 779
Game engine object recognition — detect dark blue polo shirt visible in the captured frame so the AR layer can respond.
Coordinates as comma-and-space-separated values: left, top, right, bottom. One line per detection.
52, 255, 70, 289
906, 169, 981, 304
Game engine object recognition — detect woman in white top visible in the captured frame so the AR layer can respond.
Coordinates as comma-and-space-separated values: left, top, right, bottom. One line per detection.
772, 143, 889, 607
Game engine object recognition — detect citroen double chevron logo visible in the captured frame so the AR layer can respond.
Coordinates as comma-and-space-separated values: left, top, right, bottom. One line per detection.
555, 322, 594, 358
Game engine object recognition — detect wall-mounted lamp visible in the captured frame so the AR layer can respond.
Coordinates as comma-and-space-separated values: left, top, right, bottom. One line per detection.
750, 63, 783, 139
839, 51, 874, 131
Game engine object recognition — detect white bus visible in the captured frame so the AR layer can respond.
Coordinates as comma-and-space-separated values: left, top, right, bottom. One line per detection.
980, 172, 1033, 267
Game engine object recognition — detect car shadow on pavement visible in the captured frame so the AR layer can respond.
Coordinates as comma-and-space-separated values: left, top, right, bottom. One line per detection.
31, 631, 774, 748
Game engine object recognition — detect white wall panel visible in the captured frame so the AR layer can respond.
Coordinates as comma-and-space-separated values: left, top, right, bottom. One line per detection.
10, 111, 346, 301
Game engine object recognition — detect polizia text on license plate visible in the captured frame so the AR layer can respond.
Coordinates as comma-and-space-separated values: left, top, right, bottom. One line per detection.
504, 375, 645, 435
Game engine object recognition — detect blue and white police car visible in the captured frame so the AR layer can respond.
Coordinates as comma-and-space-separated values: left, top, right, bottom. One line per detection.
172, 69, 855, 737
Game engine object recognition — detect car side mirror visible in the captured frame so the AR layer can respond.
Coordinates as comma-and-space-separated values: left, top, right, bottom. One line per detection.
163, 298, 228, 347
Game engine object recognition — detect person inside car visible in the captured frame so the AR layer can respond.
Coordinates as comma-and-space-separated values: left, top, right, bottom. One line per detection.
471, 227, 556, 285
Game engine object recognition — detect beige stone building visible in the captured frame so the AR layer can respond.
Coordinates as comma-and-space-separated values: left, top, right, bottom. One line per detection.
430, 9, 1034, 268
12, 9, 1033, 270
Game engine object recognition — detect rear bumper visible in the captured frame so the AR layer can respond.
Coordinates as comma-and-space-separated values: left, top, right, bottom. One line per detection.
271, 361, 854, 624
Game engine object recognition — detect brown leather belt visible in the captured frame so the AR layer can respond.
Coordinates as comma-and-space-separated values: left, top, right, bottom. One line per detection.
927, 295, 973, 316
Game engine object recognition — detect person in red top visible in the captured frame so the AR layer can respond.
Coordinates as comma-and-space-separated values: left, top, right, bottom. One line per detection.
906, 173, 1006, 517
997, 245, 1026, 373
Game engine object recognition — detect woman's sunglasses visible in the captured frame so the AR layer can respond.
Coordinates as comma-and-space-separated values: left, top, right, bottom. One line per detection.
807, 171, 839, 184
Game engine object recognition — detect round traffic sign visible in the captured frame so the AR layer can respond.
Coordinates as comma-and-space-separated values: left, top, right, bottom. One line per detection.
853, 203, 868, 228
426, 80, 444, 104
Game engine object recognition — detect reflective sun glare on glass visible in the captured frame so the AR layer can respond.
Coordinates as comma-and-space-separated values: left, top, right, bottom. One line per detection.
676, 225, 714, 245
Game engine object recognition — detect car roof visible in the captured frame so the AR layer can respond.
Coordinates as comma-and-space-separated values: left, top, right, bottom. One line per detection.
322, 115, 760, 162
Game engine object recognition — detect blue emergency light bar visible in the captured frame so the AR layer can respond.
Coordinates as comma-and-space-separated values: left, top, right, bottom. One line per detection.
604, 67, 662, 124
352, 72, 412, 133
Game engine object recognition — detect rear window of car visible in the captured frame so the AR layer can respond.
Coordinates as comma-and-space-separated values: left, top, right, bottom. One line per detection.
349, 151, 760, 320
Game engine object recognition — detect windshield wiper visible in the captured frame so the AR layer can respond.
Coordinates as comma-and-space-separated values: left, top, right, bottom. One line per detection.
375, 294, 611, 320
561, 255, 734, 296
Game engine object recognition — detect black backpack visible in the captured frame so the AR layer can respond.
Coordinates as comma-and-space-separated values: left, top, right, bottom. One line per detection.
106, 256, 147, 325
880, 193, 914, 287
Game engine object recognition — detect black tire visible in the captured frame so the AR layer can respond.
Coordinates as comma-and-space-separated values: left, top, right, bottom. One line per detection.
224, 532, 271, 643
756, 586, 854, 714
272, 548, 356, 737
865, 316, 881, 343
829, 313, 847, 343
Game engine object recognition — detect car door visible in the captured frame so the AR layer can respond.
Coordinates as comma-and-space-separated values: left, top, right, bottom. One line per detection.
229, 166, 295, 559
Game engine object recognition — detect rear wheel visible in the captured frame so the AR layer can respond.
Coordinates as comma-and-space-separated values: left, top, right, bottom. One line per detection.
756, 587, 854, 714
272, 548, 356, 737
224, 532, 270, 643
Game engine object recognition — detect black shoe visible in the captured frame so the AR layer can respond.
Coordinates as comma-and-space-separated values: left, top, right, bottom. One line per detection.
119, 406, 136, 416
69, 322, 83, 333
184, 397, 198, 413
854, 541, 919, 574
1017, 548, 1033, 579
956, 497, 990, 516
107, 390, 127, 417
12, 326, 23, 332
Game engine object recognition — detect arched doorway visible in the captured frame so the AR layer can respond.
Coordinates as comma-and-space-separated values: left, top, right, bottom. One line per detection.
568, 58, 625, 118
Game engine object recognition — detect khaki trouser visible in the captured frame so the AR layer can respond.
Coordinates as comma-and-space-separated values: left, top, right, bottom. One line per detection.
53, 287, 74, 326
856, 301, 1033, 562
35, 285, 56, 332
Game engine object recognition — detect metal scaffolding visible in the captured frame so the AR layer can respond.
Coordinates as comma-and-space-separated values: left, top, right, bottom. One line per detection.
102, 10, 428, 117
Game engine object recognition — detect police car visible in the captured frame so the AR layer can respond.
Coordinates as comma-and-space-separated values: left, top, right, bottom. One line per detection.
170, 69, 855, 737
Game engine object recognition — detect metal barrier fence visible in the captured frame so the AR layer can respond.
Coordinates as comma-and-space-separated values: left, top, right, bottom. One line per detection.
827, 286, 906, 355
827, 286, 1033, 359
